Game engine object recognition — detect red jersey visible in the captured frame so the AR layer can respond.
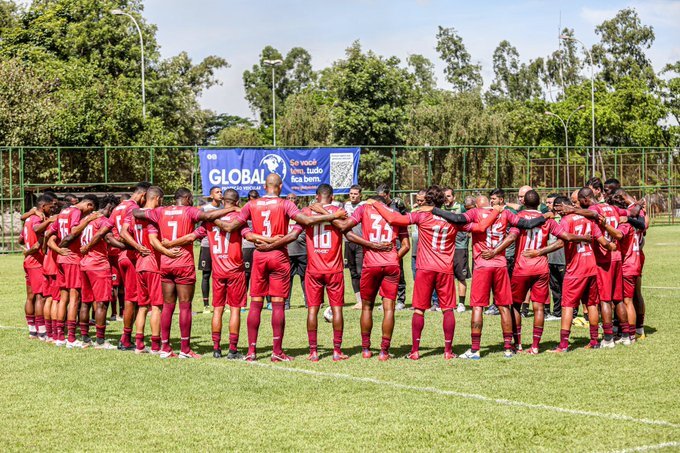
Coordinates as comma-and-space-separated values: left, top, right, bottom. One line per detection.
618, 223, 642, 277
149, 205, 202, 269
236, 195, 301, 244
350, 204, 407, 268
109, 199, 139, 261
43, 248, 57, 276
302, 205, 343, 275
407, 210, 458, 274
560, 214, 602, 278
588, 203, 620, 264
510, 210, 565, 276
462, 208, 521, 269
48, 207, 82, 265
127, 211, 162, 273
80, 217, 113, 272
205, 212, 249, 277
22, 215, 44, 268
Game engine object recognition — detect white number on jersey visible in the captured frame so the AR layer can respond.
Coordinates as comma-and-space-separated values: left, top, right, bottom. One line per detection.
368, 214, 393, 243
575, 223, 592, 253
485, 221, 504, 248
313, 223, 332, 249
431, 225, 449, 252
211, 226, 231, 254
524, 227, 544, 251
80, 224, 94, 247
262, 210, 272, 237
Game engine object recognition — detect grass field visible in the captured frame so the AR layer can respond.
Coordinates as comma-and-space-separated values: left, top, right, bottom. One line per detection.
1, 227, 679, 452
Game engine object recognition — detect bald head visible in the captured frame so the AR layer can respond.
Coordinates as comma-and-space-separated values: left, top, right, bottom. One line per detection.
570, 190, 580, 207
476, 195, 490, 208
264, 173, 283, 195
518, 185, 532, 205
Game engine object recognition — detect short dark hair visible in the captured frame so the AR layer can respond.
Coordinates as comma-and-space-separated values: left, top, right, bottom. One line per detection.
443, 187, 453, 194
119, 193, 131, 201
64, 193, 78, 203
553, 195, 571, 207
370, 195, 387, 204
81, 194, 99, 210
375, 184, 389, 196
223, 189, 239, 202
578, 187, 594, 200
316, 183, 333, 198
607, 191, 628, 209
586, 177, 603, 191
489, 188, 505, 199
546, 193, 561, 200
175, 187, 192, 201
147, 186, 164, 200
248, 190, 260, 200
425, 185, 445, 208
350, 184, 362, 193
209, 186, 221, 194
37, 195, 53, 207
100, 194, 119, 209
43, 191, 57, 199
523, 190, 540, 209
134, 182, 152, 194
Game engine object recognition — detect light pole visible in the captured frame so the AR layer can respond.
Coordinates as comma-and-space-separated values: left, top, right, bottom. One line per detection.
545, 105, 585, 188
111, 9, 146, 120
560, 34, 595, 176
263, 59, 283, 146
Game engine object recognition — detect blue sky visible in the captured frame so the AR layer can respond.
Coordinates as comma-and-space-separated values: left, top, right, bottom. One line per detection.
144, 0, 680, 120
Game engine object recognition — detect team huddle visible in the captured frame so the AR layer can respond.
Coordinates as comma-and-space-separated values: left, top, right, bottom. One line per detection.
19, 173, 649, 361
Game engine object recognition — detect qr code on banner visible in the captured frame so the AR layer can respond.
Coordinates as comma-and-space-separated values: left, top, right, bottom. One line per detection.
330, 153, 354, 189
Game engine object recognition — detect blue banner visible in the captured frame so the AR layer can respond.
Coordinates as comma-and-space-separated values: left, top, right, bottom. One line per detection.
199, 148, 360, 197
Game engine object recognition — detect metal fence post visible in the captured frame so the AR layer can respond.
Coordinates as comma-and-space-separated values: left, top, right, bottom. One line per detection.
556, 146, 560, 191
526, 147, 530, 185
9, 147, 14, 252
642, 148, 646, 190
57, 147, 62, 184
104, 146, 109, 184
1, 149, 5, 251
495, 147, 499, 188
669, 147, 673, 224
19, 147, 25, 215
426, 147, 432, 187
149, 147, 154, 183
391, 147, 397, 193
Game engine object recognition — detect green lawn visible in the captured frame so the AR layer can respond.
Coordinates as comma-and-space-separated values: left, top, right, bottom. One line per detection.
1, 227, 679, 452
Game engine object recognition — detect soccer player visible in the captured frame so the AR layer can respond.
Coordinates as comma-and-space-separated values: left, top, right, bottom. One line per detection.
544, 194, 566, 320
218, 174, 346, 362
109, 182, 151, 350
376, 185, 408, 310
77, 195, 123, 349
371, 186, 499, 360
38, 199, 60, 342
242, 189, 260, 289
344, 184, 365, 309
20, 195, 56, 340
45, 195, 98, 347
494, 190, 591, 354
432, 195, 551, 359
132, 187, 235, 359
198, 186, 223, 312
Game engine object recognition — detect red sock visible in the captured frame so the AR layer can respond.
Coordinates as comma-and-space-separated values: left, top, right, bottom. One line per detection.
411, 313, 425, 354
121, 327, 132, 347
333, 330, 342, 353
471, 332, 481, 352
135, 333, 144, 350
589, 325, 599, 344
45, 318, 53, 339
503, 331, 513, 350
513, 326, 522, 347
559, 328, 570, 349
442, 310, 455, 354
380, 336, 391, 353
271, 303, 285, 355
56, 320, 65, 341
628, 323, 636, 340
95, 325, 105, 340
79, 321, 89, 337
602, 323, 613, 340
532, 326, 543, 349
619, 322, 629, 339
229, 333, 238, 352
308, 330, 318, 352
161, 302, 175, 352
26, 314, 35, 329
212, 332, 221, 351
179, 302, 192, 353
247, 301, 263, 353
66, 320, 76, 342
151, 335, 161, 352
361, 333, 371, 349
35, 316, 45, 335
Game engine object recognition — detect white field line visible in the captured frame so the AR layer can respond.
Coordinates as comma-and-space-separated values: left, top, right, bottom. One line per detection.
225, 361, 680, 430
642, 286, 680, 290
606, 441, 680, 453
0, 325, 22, 330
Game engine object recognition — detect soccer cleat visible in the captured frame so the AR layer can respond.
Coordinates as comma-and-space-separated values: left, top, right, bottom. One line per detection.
244, 352, 257, 362
117, 342, 134, 351
525, 347, 539, 355
271, 352, 294, 362
405, 351, 420, 361
178, 350, 202, 359
54, 339, 66, 347
583, 342, 601, 350
549, 346, 569, 353
378, 351, 392, 361
284, 301, 291, 310
159, 350, 177, 359
307, 350, 320, 362
80, 339, 92, 349
545, 314, 561, 321
226, 350, 244, 360
503, 349, 514, 358
265, 303, 272, 311
66, 340, 83, 349
484, 305, 500, 316
213, 349, 223, 359
361, 348, 373, 359
94, 341, 116, 350
600, 339, 616, 349
429, 304, 441, 312
149, 349, 162, 356
323, 306, 333, 323
636, 332, 646, 340
456, 303, 466, 313
135, 346, 150, 354
332, 351, 349, 362
614, 336, 632, 346
395, 302, 406, 311
444, 351, 457, 360
109, 315, 119, 322
513, 344, 523, 353
458, 349, 481, 360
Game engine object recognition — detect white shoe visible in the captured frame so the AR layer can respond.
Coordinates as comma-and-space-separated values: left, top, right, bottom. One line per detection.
94, 341, 116, 350
135, 346, 151, 354
600, 339, 616, 349
66, 340, 83, 349
458, 349, 481, 360
456, 303, 466, 313
504, 349, 514, 358
54, 339, 66, 347
323, 306, 333, 323
614, 336, 632, 346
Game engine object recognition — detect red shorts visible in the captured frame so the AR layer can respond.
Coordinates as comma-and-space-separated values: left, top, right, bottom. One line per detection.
623, 274, 639, 299
119, 257, 138, 302
137, 271, 163, 307
360, 265, 400, 303
161, 265, 197, 286
412, 269, 455, 311
470, 266, 512, 307
57, 263, 81, 290
250, 250, 291, 298
212, 271, 247, 308
24, 266, 46, 296
81, 269, 113, 303
305, 272, 345, 308
562, 275, 599, 308
596, 260, 623, 302
511, 273, 550, 305
41, 274, 60, 300
110, 257, 121, 287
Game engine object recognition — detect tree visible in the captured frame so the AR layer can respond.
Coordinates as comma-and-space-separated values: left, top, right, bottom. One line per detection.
435, 26, 482, 92
543, 28, 582, 100
204, 114, 255, 145
278, 89, 332, 146
407, 54, 436, 95
487, 40, 543, 103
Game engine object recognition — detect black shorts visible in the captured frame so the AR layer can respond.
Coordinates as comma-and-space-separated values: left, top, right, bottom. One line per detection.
454, 248, 470, 282
243, 247, 254, 275
198, 246, 212, 272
